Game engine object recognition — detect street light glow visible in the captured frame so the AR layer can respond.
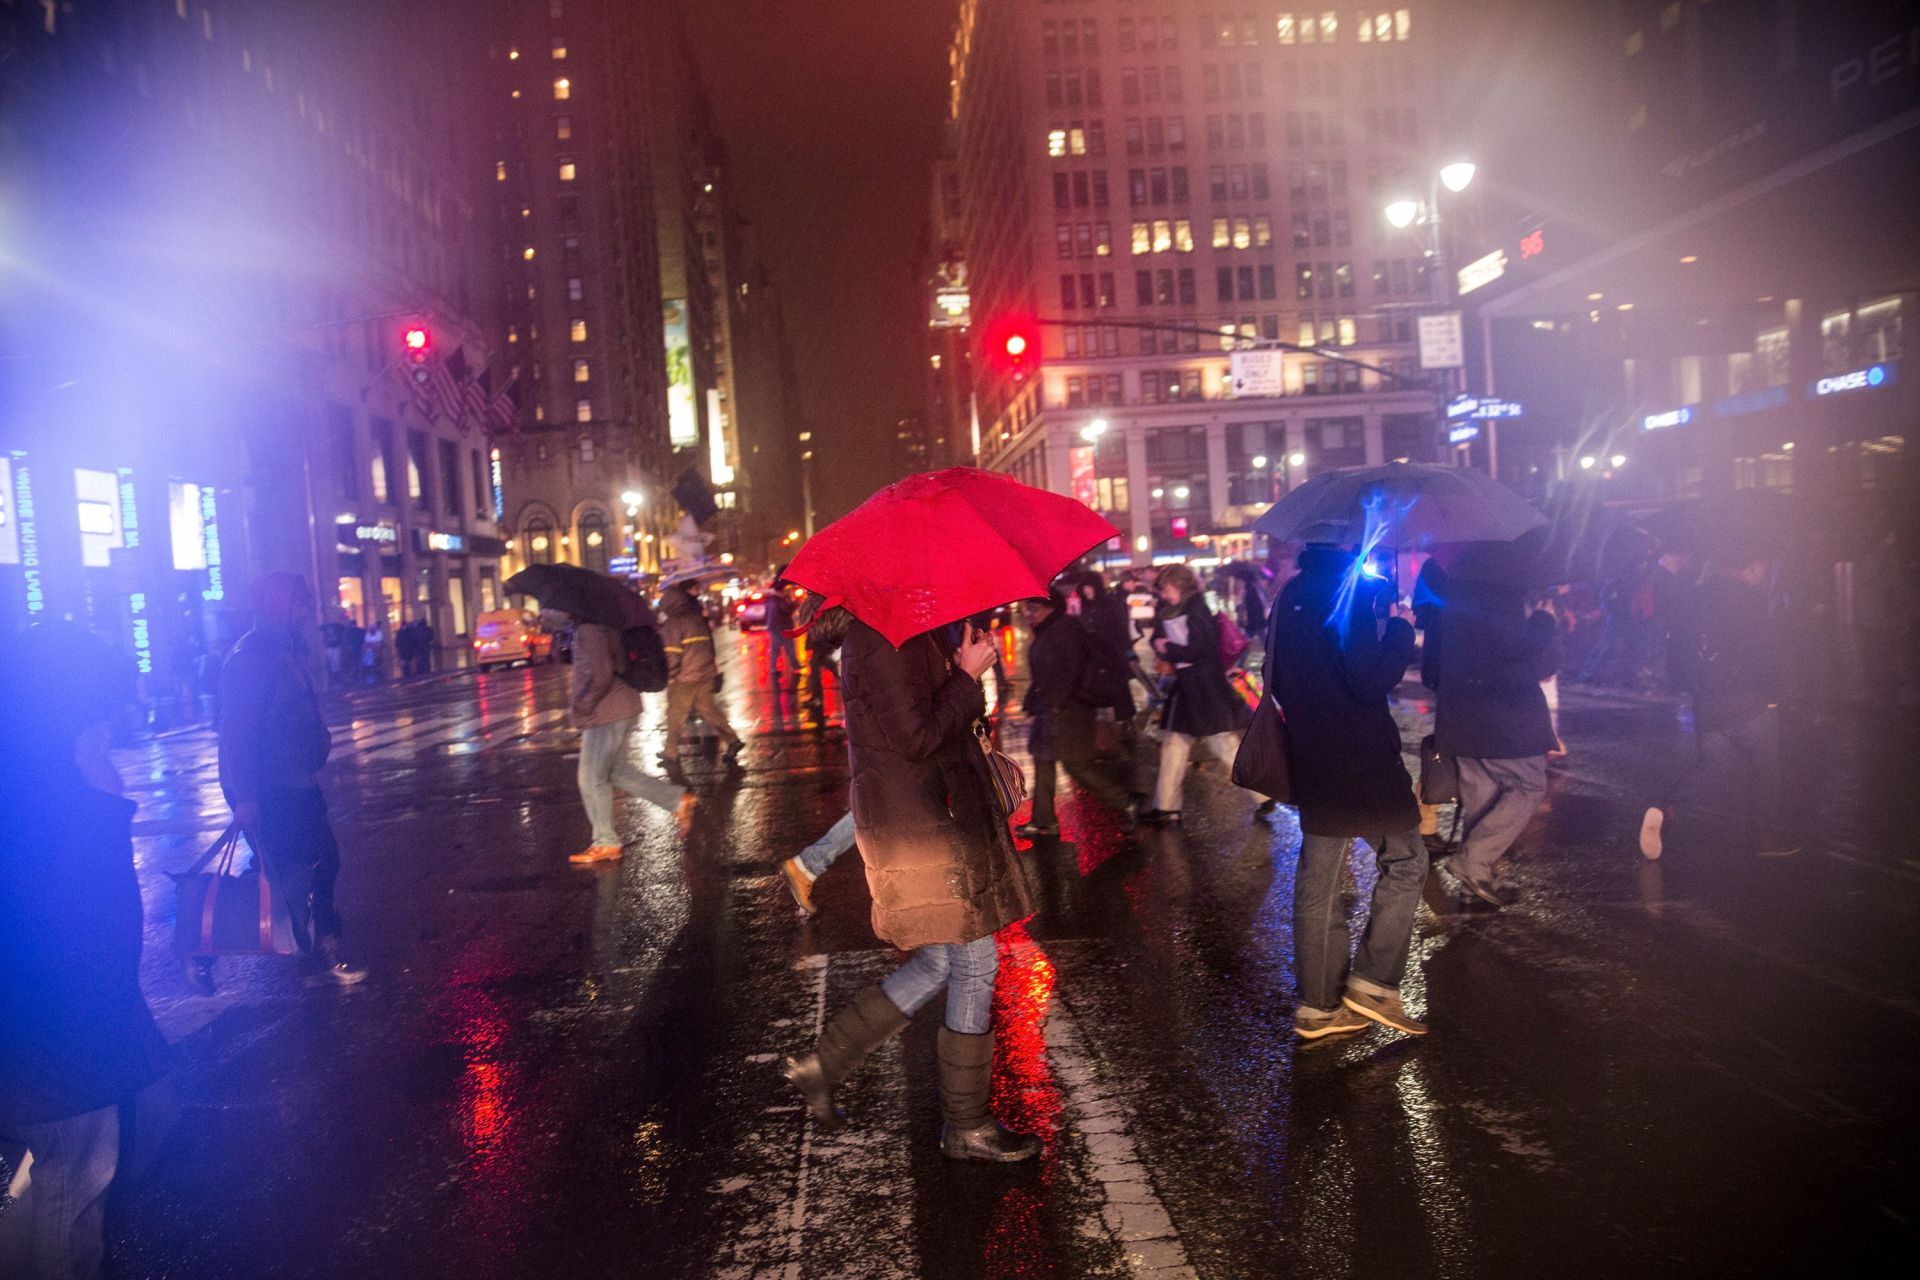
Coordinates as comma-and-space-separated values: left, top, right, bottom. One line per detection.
621, 490, 644, 508
1251, 455, 1268, 469
1440, 161, 1477, 193
1384, 198, 1420, 229
1610, 454, 1627, 468
1288, 451, 1307, 467
1081, 418, 1109, 443
1579, 455, 1598, 470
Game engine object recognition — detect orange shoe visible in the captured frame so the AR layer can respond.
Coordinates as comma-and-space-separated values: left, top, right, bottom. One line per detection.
569, 844, 624, 865
673, 790, 699, 837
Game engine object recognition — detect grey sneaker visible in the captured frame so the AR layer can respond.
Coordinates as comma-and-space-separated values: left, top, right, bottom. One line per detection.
1294, 1005, 1370, 1040
1342, 987, 1429, 1036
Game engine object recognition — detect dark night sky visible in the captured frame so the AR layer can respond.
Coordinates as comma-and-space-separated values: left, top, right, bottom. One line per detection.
681, 0, 956, 523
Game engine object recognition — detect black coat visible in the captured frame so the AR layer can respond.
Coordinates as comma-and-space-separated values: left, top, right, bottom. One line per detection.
1266, 548, 1420, 838
842, 621, 1038, 950
1153, 594, 1246, 737
1079, 592, 1137, 716
1430, 579, 1559, 760
0, 765, 168, 1125
1023, 610, 1098, 761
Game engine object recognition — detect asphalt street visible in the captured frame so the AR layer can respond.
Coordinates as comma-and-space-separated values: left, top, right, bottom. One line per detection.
103, 626, 1920, 1279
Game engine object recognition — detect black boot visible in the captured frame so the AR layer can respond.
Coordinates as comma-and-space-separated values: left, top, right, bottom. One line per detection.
936, 1029, 1041, 1162
781, 986, 909, 1131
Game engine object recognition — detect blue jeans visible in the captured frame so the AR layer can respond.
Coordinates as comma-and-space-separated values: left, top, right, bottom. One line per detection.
797, 810, 856, 878
578, 717, 684, 846
1293, 830, 1426, 1014
769, 632, 799, 683
881, 933, 999, 1033
0, 1104, 119, 1280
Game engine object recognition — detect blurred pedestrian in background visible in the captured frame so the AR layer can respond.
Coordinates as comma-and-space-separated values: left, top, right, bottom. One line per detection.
658, 582, 744, 774
1016, 590, 1135, 837
217, 572, 365, 986
0, 623, 168, 1280
767, 577, 801, 689
1266, 537, 1428, 1038
1142, 563, 1245, 825
780, 605, 858, 914
783, 616, 1042, 1162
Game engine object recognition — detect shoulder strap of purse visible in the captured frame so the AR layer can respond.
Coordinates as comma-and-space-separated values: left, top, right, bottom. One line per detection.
182, 822, 241, 876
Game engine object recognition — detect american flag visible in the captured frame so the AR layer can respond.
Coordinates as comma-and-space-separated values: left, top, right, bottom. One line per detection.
427, 353, 465, 429
488, 372, 521, 429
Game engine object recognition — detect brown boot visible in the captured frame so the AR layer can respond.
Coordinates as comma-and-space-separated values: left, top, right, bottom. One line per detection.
936, 1029, 1041, 1162
781, 986, 909, 1130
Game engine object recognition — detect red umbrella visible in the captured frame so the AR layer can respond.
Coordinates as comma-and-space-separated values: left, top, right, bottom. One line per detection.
783, 467, 1119, 647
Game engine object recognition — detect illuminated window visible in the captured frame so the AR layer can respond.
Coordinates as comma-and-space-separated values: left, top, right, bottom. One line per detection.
509, 46, 521, 60
1152, 219, 1171, 252
570, 318, 587, 342
1276, 14, 1294, 43
1212, 217, 1229, 249
522, 246, 535, 260
1396, 9, 1411, 39
573, 359, 590, 383
507, 326, 518, 344
1321, 12, 1338, 41
558, 160, 576, 181
1048, 129, 1067, 157
1173, 218, 1193, 252
552, 37, 568, 58
1069, 126, 1086, 155
553, 78, 570, 100
495, 160, 507, 181
1233, 217, 1251, 249
1132, 221, 1151, 254
1338, 317, 1357, 346
575, 399, 592, 423
556, 115, 572, 141
1254, 215, 1272, 247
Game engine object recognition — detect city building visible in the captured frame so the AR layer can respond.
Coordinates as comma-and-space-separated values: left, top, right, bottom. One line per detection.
949, 1, 1447, 564
924, 149, 977, 468
1, 0, 505, 696
484, 0, 677, 579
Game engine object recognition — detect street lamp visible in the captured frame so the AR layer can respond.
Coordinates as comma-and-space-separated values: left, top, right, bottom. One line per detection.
1384, 159, 1480, 472
1080, 417, 1108, 443
1384, 198, 1420, 229
621, 489, 644, 510
1610, 454, 1627, 468
1579, 455, 1598, 470
1439, 160, 1477, 193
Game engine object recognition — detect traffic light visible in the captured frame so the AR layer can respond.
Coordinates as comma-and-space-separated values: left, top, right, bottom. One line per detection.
402, 324, 432, 389
983, 314, 1039, 382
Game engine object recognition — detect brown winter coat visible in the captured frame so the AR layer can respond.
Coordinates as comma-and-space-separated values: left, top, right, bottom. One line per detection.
841, 620, 1038, 951
569, 621, 646, 729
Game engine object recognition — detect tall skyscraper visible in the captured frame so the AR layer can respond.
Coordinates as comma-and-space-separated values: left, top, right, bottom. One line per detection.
950, 2, 1443, 564
485, 0, 675, 576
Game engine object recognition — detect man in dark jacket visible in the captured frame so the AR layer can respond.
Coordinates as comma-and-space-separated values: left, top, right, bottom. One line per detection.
1267, 543, 1428, 1038
0, 623, 169, 1279
218, 572, 364, 985
659, 583, 743, 768
1429, 574, 1559, 905
1639, 556, 1796, 858
1017, 592, 1134, 836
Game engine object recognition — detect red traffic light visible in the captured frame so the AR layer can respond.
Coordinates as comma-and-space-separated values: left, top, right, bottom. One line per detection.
402, 325, 431, 358
983, 314, 1038, 381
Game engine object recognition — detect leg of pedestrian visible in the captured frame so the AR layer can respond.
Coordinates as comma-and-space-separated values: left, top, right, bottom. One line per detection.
571, 721, 626, 864
0, 1106, 119, 1280
1291, 833, 1370, 1039
935, 936, 1039, 1162
780, 810, 856, 913
1062, 751, 1135, 825
1147, 730, 1195, 820
694, 683, 744, 764
1022, 756, 1060, 834
662, 683, 696, 764
1341, 830, 1430, 1035
1447, 757, 1545, 904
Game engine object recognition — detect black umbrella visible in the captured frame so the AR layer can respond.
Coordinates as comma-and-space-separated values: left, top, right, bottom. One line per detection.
504, 564, 630, 629
1253, 462, 1544, 548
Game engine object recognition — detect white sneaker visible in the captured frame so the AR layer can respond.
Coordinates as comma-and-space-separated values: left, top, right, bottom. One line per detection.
1638, 807, 1664, 860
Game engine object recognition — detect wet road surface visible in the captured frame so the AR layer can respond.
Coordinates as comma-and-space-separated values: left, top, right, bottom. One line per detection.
106, 628, 1920, 1278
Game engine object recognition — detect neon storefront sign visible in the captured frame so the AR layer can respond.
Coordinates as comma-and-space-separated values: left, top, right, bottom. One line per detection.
1642, 406, 1695, 431
1812, 362, 1895, 397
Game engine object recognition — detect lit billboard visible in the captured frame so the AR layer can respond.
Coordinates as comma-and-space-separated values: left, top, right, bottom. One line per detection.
663, 299, 698, 447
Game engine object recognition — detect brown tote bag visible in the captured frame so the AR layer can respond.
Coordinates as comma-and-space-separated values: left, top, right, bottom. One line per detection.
171, 823, 299, 958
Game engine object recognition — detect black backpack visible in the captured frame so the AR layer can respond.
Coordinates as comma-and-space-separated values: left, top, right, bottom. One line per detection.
617, 625, 668, 693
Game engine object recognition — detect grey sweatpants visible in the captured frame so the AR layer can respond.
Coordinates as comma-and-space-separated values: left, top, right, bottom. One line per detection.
1451, 755, 1547, 882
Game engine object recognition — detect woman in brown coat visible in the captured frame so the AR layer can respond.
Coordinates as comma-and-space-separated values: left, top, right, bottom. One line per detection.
783, 613, 1042, 1161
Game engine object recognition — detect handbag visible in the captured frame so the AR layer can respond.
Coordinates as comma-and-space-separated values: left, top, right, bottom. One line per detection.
170, 823, 299, 958
1230, 692, 1291, 803
1418, 733, 1459, 805
975, 720, 1028, 817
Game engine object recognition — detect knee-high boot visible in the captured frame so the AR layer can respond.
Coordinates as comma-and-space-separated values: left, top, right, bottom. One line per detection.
936, 1028, 1041, 1162
781, 986, 909, 1130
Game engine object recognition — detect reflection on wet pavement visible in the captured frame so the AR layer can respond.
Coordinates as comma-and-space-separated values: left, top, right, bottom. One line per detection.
103, 627, 1920, 1277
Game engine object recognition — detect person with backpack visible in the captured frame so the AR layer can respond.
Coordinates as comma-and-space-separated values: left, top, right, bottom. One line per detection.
1142, 563, 1246, 825
659, 583, 744, 773
555, 607, 695, 866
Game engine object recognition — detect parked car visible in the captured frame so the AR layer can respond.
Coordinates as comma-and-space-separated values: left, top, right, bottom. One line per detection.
473, 610, 554, 669
734, 590, 771, 631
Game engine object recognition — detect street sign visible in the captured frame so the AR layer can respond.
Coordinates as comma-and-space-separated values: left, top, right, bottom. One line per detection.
1229, 349, 1286, 397
1456, 249, 1507, 296
1418, 313, 1464, 369
1446, 396, 1523, 420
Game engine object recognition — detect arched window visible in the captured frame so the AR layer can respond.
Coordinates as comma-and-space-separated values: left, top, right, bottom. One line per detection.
524, 514, 556, 565
578, 509, 610, 573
